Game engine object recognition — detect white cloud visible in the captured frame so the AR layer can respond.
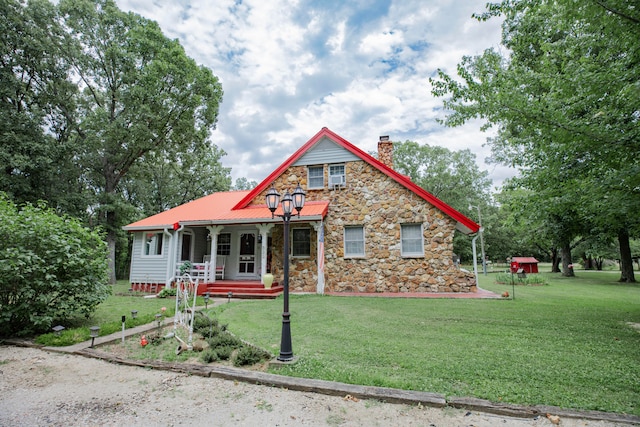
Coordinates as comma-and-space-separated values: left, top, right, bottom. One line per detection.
115, 0, 513, 189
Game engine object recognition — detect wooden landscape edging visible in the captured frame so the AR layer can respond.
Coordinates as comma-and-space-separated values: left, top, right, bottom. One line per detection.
76, 348, 640, 425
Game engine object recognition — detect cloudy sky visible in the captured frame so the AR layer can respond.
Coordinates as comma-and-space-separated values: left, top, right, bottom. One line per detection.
115, 0, 513, 189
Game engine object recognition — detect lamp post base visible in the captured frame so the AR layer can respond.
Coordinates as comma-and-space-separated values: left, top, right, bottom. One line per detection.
277, 312, 293, 361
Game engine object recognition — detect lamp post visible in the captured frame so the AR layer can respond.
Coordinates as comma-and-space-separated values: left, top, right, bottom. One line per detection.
470, 205, 487, 275
266, 183, 305, 362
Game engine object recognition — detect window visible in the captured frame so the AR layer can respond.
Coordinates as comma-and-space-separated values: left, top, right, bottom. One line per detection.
401, 224, 424, 257
344, 226, 364, 257
292, 228, 311, 257
308, 166, 324, 189
329, 164, 345, 187
217, 233, 231, 255
144, 232, 163, 256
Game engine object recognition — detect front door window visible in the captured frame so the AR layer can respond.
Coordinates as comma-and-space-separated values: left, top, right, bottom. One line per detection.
238, 233, 256, 274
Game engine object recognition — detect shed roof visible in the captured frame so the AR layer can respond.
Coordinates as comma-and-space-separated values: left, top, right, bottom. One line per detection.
512, 257, 539, 263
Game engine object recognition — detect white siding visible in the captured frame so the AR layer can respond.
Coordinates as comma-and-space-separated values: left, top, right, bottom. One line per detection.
293, 137, 360, 166
129, 232, 171, 284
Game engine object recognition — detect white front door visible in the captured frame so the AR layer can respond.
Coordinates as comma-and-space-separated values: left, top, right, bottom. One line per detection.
238, 233, 256, 275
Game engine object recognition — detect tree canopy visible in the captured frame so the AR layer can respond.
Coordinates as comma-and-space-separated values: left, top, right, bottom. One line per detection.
430, 0, 640, 281
0, 0, 230, 282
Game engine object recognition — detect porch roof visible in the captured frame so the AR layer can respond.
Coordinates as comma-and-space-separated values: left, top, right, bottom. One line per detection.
123, 190, 329, 231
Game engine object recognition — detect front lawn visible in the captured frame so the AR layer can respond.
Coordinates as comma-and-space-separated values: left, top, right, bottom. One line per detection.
214, 270, 640, 415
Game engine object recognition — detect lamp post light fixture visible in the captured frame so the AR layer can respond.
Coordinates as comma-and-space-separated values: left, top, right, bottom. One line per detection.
131, 310, 138, 319
89, 326, 100, 348
52, 325, 65, 336
227, 291, 232, 303
155, 313, 163, 330
266, 183, 305, 362
204, 292, 210, 309
469, 204, 487, 275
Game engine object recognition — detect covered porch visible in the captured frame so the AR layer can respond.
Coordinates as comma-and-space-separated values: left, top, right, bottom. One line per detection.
127, 202, 329, 296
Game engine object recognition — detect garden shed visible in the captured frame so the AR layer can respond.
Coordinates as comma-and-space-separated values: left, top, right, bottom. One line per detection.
510, 257, 539, 274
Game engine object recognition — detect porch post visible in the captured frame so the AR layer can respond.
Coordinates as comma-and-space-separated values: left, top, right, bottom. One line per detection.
256, 223, 274, 283
207, 225, 225, 283
312, 221, 325, 294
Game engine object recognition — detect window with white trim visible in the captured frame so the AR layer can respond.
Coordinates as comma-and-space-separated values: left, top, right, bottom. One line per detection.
143, 232, 163, 256
344, 226, 365, 257
308, 166, 324, 189
292, 228, 311, 257
329, 164, 345, 187
401, 224, 424, 257
217, 233, 231, 256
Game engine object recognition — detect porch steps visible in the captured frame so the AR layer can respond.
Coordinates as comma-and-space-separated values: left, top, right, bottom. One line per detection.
200, 280, 283, 299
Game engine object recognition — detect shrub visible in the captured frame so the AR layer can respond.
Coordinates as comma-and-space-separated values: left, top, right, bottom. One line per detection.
158, 287, 176, 298
201, 349, 220, 363
193, 312, 227, 338
0, 195, 110, 336
233, 345, 272, 367
214, 345, 234, 360
207, 332, 243, 350
495, 272, 547, 286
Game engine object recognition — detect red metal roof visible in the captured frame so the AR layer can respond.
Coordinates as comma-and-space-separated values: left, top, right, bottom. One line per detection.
124, 191, 329, 230
512, 257, 539, 263
234, 127, 480, 234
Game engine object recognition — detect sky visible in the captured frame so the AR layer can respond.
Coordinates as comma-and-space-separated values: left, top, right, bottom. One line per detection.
115, 0, 513, 189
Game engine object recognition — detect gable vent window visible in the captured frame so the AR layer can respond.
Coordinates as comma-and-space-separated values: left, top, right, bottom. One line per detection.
308, 166, 324, 189
329, 164, 345, 187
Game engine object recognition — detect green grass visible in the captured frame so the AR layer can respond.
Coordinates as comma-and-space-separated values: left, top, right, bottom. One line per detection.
35, 281, 178, 346
214, 269, 640, 415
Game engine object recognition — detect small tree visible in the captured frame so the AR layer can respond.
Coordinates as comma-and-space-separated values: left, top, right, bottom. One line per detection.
0, 194, 110, 336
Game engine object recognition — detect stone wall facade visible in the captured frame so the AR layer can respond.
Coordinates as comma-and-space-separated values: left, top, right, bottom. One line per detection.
251, 160, 476, 293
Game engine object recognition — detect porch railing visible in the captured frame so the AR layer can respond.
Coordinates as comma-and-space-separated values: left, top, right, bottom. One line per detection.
176, 262, 213, 283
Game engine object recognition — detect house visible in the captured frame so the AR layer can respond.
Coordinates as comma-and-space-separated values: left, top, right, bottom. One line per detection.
510, 257, 540, 274
123, 127, 480, 295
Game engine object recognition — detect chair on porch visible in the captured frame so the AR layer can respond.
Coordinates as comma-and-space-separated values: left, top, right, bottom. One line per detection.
215, 256, 225, 280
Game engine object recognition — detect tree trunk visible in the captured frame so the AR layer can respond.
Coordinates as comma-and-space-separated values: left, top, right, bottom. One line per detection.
106, 210, 117, 284
561, 243, 574, 277
618, 228, 636, 283
551, 247, 561, 273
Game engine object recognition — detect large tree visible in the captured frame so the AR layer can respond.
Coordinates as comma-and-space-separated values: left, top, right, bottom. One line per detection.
58, 0, 224, 282
0, 0, 82, 215
430, 0, 640, 281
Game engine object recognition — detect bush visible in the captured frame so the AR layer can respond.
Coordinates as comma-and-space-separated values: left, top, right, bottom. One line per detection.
157, 287, 176, 298
207, 332, 243, 350
495, 272, 548, 286
0, 194, 110, 336
201, 348, 220, 363
193, 312, 227, 338
233, 345, 272, 367
213, 345, 234, 360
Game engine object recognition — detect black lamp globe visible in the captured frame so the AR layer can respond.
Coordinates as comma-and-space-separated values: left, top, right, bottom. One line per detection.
266, 186, 280, 215
292, 184, 306, 215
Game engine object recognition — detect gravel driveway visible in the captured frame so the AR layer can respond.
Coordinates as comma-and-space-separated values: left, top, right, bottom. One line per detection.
0, 346, 634, 427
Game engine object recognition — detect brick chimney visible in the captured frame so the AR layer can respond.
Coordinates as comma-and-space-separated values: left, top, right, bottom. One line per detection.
377, 135, 393, 169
